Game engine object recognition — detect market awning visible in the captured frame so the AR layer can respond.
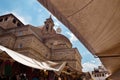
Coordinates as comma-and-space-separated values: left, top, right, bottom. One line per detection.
0, 45, 66, 72
37, 0, 120, 78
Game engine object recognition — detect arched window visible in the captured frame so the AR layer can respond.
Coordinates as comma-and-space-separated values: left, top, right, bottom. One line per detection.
13, 18, 16, 24
5, 17, 8, 21
0, 18, 3, 22
17, 22, 21, 27
102, 73, 104, 77
94, 74, 96, 77
46, 24, 49, 31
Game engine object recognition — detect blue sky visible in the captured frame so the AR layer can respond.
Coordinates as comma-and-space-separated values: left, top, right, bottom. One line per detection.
0, 0, 101, 72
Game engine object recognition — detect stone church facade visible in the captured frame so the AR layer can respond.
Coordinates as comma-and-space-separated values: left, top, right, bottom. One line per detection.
0, 14, 82, 72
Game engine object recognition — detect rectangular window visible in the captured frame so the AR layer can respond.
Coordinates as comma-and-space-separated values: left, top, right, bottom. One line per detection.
18, 31, 23, 36
18, 44, 23, 48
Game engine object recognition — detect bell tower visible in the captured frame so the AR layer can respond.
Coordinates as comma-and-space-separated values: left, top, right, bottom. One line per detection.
44, 16, 54, 34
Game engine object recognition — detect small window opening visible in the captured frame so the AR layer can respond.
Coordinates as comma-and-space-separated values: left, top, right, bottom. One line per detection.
17, 23, 21, 27
18, 31, 22, 36
102, 73, 104, 77
46, 54, 48, 57
46, 24, 49, 31
13, 19, 16, 24
5, 17, 8, 21
18, 44, 23, 48
0, 18, 3, 22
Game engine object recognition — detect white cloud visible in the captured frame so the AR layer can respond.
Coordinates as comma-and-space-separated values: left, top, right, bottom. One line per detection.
2, 10, 31, 25
82, 58, 102, 72
91, 60, 96, 63
81, 50, 91, 56
27, 0, 37, 5
54, 21, 60, 30
82, 62, 98, 72
38, 9, 43, 13
66, 32, 78, 43
12, 12, 29, 24
54, 21, 60, 26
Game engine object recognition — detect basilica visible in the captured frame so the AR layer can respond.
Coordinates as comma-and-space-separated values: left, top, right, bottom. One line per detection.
0, 14, 83, 80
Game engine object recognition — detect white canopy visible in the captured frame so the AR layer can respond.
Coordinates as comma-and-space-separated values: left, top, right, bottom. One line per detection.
0, 45, 66, 72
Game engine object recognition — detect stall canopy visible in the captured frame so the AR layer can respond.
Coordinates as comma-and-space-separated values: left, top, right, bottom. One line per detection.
0, 45, 66, 72
37, 0, 120, 78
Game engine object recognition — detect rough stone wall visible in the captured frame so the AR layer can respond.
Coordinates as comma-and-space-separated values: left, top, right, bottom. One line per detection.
16, 49, 46, 61
30, 35, 50, 59
0, 15, 22, 29
74, 48, 82, 65
5, 26, 31, 36
0, 34, 16, 49
51, 49, 75, 60
51, 48, 82, 71
30, 27, 43, 41
0, 27, 4, 35
15, 26, 30, 36
0, 23, 50, 60
14, 35, 32, 49
14, 35, 50, 59
5, 25, 43, 41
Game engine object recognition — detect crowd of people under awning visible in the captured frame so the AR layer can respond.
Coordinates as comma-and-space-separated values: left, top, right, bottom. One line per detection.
0, 45, 91, 80
0, 60, 84, 80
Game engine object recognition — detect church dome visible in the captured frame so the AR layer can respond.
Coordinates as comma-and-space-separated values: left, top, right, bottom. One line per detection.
44, 34, 72, 49
39, 16, 72, 49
